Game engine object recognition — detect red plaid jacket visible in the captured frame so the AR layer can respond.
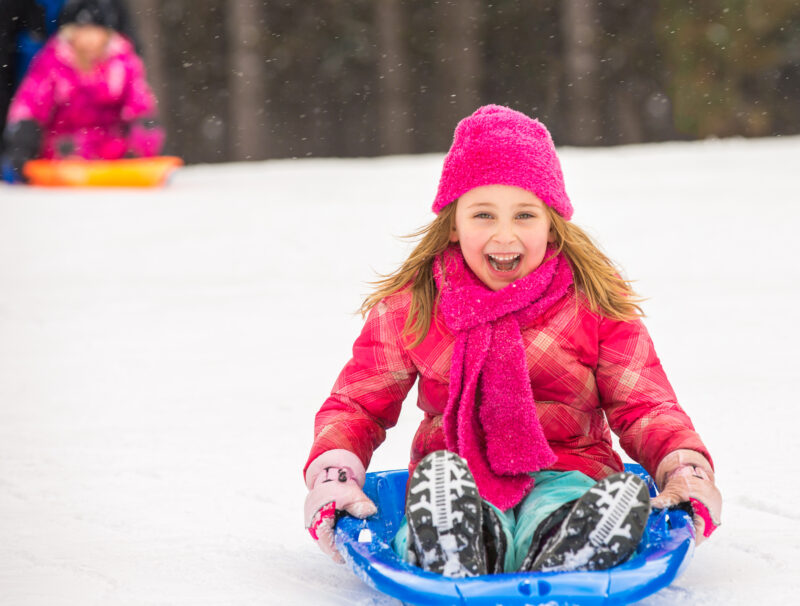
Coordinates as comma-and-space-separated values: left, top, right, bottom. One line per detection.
305, 287, 711, 486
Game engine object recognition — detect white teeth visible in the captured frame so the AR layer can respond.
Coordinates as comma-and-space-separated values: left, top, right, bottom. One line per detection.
488, 254, 520, 262
487, 254, 521, 272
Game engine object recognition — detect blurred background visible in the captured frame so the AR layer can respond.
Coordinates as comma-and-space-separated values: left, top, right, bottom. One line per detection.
7, 0, 800, 164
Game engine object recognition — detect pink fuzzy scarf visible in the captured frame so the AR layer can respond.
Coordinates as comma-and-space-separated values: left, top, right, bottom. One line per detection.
433, 245, 573, 509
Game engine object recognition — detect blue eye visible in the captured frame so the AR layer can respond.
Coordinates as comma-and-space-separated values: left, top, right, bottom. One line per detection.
516, 213, 534, 220
474, 212, 493, 219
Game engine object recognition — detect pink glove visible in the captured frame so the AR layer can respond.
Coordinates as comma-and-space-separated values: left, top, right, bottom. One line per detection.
127, 117, 165, 157
651, 449, 722, 545
304, 449, 377, 563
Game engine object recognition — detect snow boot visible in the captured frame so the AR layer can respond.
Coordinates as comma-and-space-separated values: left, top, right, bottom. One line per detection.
406, 450, 487, 578
525, 471, 651, 572
481, 501, 508, 574
518, 499, 576, 571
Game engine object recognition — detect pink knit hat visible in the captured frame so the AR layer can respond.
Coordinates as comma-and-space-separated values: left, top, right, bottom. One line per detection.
432, 105, 573, 220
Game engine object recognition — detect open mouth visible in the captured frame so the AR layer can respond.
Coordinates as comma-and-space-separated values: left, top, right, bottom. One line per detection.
487, 253, 521, 272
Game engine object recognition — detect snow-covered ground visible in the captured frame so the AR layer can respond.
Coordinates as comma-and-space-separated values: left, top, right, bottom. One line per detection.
1, 136, 798, 605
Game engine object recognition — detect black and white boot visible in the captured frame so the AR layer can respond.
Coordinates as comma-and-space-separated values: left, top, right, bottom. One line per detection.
526, 472, 651, 572
482, 502, 508, 574
406, 450, 487, 578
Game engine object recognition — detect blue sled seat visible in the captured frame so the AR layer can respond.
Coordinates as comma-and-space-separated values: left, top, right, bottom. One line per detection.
335, 463, 694, 606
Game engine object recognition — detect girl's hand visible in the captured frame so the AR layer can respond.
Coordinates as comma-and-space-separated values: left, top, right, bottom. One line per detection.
4, 120, 41, 182
304, 450, 377, 563
127, 117, 165, 158
651, 449, 721, 545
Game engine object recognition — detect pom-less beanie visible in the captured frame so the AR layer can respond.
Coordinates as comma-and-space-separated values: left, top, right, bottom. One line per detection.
432, 105, 573, 220
58, 0, 123, 33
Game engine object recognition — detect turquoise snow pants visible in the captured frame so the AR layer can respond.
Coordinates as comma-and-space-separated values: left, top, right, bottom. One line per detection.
392, 470, 596, 573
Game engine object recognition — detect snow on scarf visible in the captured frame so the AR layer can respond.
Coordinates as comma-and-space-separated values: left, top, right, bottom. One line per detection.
433, 244, 573, 509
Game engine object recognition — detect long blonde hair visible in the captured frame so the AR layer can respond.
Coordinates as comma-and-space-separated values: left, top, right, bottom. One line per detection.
360, 202, 643, 347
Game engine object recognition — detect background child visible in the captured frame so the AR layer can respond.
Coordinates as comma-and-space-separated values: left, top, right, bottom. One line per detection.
1, 0, 163, 182
303, 105, 721, 575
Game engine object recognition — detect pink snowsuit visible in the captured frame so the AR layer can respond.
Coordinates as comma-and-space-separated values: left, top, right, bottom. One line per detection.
7, 31, 164, 160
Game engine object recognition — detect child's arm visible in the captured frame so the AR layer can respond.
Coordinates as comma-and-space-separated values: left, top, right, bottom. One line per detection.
595, 316, 721, 541
305, 297, 418, 474
6, 44, 55, 128
596, 316, 712, 477
3, 45, 55, 179
304, 296, 418, 560
119, 51, 164, 157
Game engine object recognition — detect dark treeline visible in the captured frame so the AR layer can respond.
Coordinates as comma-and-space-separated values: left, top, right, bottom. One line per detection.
129, 0, 800, 164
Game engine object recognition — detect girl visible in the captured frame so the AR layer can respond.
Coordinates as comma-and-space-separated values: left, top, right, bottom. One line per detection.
303, 105, 721, 576
2, 0, 163, 182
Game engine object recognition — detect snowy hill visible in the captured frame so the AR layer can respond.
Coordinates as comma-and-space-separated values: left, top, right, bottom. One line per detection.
1, 136, 799, 605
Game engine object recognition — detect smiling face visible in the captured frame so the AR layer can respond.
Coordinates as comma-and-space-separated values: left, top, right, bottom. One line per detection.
450, 184, 555, 291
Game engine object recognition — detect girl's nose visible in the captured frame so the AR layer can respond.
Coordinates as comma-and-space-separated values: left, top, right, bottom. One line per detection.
492, 220, 516, 244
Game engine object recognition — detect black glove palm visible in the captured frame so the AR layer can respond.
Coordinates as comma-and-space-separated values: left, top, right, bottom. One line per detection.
2, 119, 42, 182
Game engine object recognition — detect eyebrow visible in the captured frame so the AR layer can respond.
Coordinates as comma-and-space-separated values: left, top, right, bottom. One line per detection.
464, 200, 544, 211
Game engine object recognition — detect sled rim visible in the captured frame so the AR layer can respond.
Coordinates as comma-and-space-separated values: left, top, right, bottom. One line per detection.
23, 156, 183, 187
335, 463, 695, 606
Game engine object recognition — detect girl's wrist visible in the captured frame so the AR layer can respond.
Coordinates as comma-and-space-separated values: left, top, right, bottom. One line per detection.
305, 449, 366, 489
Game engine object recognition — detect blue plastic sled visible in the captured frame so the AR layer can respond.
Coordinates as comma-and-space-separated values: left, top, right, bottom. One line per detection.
335, 464, 694, 605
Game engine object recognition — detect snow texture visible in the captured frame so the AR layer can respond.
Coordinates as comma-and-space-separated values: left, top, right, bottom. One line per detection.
1, 136, 799, 605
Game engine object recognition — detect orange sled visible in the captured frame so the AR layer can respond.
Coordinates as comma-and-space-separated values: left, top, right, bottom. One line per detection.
23, 156, 183, 187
